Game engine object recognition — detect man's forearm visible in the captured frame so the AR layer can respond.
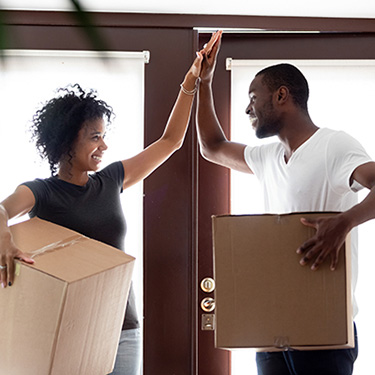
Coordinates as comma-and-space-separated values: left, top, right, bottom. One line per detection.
196, 80, 227, 156
342, 186, 375, 230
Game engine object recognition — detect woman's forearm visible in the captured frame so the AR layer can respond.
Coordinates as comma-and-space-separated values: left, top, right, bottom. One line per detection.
160, 71, 199, 150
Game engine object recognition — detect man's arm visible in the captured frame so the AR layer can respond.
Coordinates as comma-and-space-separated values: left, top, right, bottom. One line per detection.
196, 31, 252, 174
298, 161, 375, 271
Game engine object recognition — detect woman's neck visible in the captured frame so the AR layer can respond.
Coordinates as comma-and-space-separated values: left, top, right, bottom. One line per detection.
58, 166, 89, 186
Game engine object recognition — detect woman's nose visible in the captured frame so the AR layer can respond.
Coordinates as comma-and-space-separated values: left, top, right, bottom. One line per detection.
100, 139, 108, 150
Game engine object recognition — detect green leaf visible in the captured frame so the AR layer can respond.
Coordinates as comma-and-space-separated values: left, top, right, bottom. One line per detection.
69, 0, 110, 52
0, 9, 7, 62
0, 1, 111, 62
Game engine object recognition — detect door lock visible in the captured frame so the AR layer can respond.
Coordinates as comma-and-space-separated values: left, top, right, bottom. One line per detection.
201, 297, 215, 312
200, 277, 215, 293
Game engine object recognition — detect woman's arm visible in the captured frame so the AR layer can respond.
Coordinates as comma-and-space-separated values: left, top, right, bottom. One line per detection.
121, 32, 221, 189
0, 185, 36, 287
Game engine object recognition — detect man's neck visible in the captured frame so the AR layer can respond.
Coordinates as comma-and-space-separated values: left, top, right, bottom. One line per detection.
278, 114, 319, 163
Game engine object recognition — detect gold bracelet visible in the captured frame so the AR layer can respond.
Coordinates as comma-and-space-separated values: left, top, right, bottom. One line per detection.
180, 83, 197, 96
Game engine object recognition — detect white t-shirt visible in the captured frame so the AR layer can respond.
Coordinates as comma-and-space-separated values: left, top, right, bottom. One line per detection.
244, 127, 372, 317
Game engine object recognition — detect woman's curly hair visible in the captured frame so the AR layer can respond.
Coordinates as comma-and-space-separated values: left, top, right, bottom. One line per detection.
30, 84, 114, 176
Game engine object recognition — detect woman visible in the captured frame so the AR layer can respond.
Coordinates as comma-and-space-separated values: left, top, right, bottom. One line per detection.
0, 32, 221, 374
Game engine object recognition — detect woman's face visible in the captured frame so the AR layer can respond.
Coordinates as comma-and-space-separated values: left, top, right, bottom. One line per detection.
70, 117, 108, 173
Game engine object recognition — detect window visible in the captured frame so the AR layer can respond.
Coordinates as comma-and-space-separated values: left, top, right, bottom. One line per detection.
0, 50, 148, 352
229, 59, 375, 374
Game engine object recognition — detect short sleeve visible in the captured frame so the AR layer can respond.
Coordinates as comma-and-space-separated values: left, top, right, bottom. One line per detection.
98, 161, 125, 193
21, 179, 49, 218
326, 131, 372, 194
244, 143, 282, 180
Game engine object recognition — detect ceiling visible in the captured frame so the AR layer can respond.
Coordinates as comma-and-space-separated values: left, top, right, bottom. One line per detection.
0, 0, 375, 19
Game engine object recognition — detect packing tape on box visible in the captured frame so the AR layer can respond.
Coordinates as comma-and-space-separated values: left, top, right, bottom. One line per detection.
274, 336, 290, 350
30, 235, 84, 259
15, 262, 20, 276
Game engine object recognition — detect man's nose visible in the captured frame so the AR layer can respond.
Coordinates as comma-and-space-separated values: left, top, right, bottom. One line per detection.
245, 104, 251, 115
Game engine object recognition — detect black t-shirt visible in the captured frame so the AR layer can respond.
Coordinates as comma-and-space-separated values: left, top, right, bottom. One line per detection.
22, 161, 139, 330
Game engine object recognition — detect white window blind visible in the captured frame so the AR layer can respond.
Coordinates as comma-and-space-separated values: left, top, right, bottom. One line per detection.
0, 50, 148, 345
228, 59, 375, 375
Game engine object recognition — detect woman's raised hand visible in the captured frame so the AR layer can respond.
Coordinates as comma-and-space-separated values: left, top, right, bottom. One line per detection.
199, 30, 223, 84
182, 30, 223, 91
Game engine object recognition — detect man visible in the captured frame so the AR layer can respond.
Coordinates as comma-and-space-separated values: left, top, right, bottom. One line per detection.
197, 31, 375, 375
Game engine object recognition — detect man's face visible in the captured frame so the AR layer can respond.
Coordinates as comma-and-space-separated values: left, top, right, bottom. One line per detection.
245, 75, 282, 139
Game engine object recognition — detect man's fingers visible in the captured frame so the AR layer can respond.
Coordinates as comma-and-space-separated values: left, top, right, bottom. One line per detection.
202, 30, 222, 58
296, 238, 315, 254
300, 217, 318, 229
299, 245, 339, 271
208, 32, 222, 56
298, 241, 325, 267
311, 251, 329, 271
329, 251, 339, 271
203, 30, 222, 54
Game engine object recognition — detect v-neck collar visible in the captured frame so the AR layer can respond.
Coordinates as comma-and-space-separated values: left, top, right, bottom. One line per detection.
282, 128, 321, 165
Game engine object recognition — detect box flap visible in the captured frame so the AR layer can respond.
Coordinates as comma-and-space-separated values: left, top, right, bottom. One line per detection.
10, 217, 82, 253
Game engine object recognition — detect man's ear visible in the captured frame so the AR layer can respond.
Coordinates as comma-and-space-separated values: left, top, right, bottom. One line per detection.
276, 86, 289, 104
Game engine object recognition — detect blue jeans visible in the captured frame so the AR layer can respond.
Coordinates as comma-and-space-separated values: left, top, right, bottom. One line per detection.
256, 324, 358, 375
109, 328, 142, 375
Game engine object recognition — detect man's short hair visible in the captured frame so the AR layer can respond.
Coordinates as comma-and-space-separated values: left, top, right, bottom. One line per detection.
256, 63, 309, 111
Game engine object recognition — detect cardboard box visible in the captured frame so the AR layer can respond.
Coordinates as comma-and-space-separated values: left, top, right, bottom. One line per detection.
212, 213, 353, 351
0, 218, 135, 375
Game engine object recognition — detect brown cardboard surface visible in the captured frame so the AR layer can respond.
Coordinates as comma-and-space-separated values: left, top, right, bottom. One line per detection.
212, 213, 353, 351
0, 218, 135, 375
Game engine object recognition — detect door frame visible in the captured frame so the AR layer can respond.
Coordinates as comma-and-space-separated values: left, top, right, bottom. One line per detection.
195, 28, 375, 375
2, 10, 375, 374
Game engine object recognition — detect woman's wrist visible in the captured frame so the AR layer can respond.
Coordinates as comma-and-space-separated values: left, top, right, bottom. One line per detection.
181, 73, 199, 95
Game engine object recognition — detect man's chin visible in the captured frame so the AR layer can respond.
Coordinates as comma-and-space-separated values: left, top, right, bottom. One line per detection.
255, 129, 268, 139
256, 125, 278, 139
